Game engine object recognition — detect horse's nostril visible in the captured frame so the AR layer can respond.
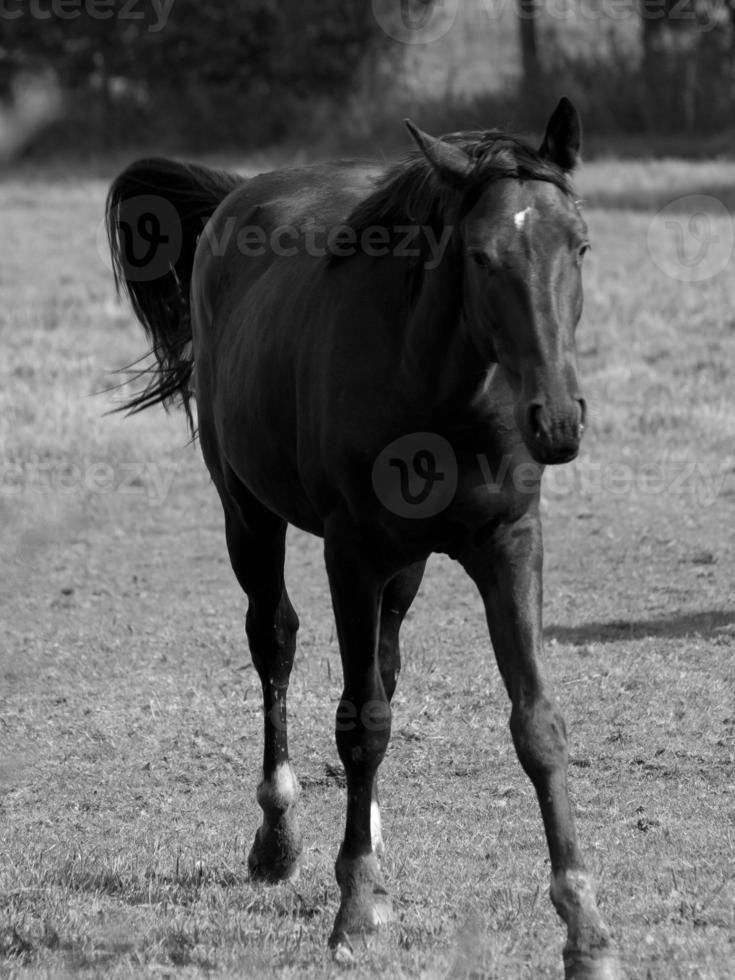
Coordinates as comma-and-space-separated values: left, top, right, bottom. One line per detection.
577, 398, 587, 438
528, 404, 545, 441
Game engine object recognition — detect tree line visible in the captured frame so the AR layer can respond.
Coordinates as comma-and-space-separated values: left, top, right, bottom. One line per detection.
1, 0, 734, 155
0, 1, 393, 150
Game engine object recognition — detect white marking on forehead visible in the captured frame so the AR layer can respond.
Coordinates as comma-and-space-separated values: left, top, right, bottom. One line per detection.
514, 206, 533, 230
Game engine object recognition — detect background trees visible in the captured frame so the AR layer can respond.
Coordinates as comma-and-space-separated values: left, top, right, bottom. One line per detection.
0, 0, 391, 150
1, 0, 734, 156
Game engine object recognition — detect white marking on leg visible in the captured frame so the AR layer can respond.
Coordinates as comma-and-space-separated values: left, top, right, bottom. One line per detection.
550, 869, 611, 941
371, 799, 384, 857
514, 206, 533, 230
257, 762, 299, 814
272, 762, 297, 798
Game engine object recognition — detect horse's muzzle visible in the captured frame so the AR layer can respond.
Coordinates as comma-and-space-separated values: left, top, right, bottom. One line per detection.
525, 397, 586, 465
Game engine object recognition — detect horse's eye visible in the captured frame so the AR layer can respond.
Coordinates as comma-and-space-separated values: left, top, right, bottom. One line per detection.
578, 242, 591, 260
470, 251, 492, 270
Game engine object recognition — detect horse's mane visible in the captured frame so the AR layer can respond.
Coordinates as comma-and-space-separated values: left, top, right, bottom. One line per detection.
342, 129, 572, 242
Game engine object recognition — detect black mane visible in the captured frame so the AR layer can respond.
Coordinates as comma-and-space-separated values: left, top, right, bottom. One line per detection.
343, 129, 572, 239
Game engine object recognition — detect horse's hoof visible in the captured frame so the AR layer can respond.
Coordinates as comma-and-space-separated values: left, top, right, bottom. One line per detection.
329, 931, 355, 965
248, 854, 301, 883
364, 890, 394, 928
564, 948, 625, 980
331, 888, 394, 941
328, 895, 392, 960
247, 825, 302, 883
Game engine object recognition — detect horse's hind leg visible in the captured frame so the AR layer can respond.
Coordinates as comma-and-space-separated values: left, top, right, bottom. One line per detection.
223, 500, 302, 882
371, 560, 426, 857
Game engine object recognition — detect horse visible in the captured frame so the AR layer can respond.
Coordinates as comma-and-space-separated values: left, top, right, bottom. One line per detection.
107, 98, 623, 979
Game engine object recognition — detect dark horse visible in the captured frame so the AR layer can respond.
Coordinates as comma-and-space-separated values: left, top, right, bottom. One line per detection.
107, 99, 622, 979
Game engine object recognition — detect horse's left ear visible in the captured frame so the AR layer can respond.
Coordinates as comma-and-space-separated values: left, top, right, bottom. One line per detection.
539, 97, 581, 172
405, 119, 474, 186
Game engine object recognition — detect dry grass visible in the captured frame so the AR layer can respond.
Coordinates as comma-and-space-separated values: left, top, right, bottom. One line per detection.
1, 155, 734, 978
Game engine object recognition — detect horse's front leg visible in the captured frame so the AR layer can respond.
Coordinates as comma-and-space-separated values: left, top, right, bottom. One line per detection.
324, 523, 396, 957
461, 511, 623, 980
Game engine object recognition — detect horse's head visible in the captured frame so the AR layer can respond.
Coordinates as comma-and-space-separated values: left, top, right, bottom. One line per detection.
406, 99, 589, 465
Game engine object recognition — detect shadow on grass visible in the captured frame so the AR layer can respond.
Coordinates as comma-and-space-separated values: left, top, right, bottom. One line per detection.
547, 609, 735, 646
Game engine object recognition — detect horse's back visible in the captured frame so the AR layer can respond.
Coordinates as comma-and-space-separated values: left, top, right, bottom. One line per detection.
205, 160, 380, 249
190, 159, 381, 367
189, 160, 383, 530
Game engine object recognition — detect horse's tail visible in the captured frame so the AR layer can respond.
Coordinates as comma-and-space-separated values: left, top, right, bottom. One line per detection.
106, 157, 244, 427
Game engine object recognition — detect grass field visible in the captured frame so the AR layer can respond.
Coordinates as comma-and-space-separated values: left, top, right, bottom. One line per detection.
1, 151, 734, 979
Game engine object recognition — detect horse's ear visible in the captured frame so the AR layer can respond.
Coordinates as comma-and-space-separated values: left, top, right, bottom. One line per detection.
539, 97, 581, 172
405, 119, 474, 186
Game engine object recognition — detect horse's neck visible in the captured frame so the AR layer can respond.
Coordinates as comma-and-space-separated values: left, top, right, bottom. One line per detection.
398, 254, 485, 416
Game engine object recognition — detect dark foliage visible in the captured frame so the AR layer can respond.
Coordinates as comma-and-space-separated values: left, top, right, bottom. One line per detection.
0, 1, 390, 151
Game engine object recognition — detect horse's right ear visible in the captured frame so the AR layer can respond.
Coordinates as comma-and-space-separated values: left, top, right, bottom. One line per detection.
539, 97, 582, 172
405, 119, 474, 186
